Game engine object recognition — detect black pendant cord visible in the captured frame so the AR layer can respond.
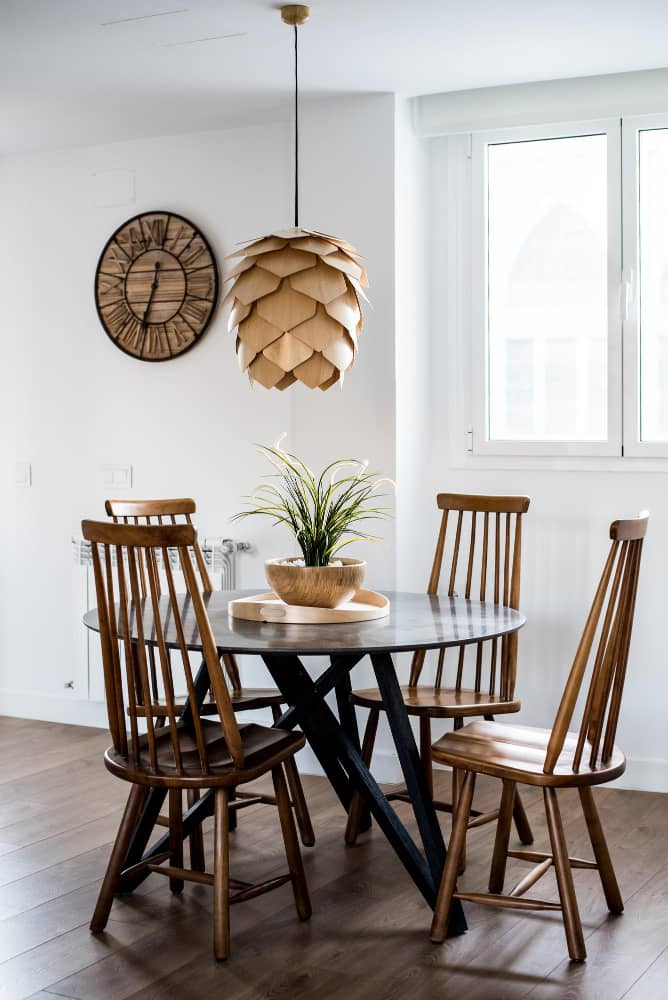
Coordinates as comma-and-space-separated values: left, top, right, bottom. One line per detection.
294, 23, 299, 228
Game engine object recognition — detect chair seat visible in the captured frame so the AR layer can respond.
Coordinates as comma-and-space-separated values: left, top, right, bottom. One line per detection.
431, 720, 626, 787
142, 687, 286, 718
350, 685, 520, 718
231, 687, 286, 711
202, 687, 286, 714
105, 720, 305, 788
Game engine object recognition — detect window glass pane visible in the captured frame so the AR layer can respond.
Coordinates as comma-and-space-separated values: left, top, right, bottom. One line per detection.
504, 338, 533, 437
638, 128, 668, 442
487, 133, 608, 441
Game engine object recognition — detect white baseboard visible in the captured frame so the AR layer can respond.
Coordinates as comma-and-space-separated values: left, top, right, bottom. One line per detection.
2, 693, 667, 794
611, 755, 668, 792
0, 691, 109, 729
294, 746, 403, 786
297, 749, 668, 794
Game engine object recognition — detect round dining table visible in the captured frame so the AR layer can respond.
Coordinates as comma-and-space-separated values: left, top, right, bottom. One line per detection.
84, 589, 525, 938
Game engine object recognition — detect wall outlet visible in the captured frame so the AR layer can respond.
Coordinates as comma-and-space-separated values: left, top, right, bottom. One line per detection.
102, 464, 132, 488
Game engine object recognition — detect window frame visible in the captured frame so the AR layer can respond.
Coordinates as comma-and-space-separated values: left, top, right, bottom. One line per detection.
471, 118, 623, 457
622, 112, 668, 458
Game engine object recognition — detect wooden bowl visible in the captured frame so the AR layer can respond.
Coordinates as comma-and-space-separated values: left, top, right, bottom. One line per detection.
265, 557, 366, 609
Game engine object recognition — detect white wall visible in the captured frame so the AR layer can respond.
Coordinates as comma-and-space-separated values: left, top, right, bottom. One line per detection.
395, 101, 431, 593
0, 95, 400, 775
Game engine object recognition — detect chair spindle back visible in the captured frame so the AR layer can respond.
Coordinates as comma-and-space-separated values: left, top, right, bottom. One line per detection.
105, 498, 242, 693
409, 493, 531, 701
82, 519, 245, 774
544, 512, 648, 774
105, 498, 213, 593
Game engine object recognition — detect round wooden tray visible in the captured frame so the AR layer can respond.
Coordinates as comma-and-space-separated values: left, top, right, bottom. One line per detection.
228, 589, 390, 625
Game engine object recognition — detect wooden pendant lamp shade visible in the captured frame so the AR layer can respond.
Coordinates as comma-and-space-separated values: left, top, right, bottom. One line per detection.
224, 6, 369, 390
224, 228, 368, 389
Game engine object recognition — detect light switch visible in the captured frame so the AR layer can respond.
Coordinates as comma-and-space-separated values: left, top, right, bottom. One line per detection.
15, 462, 31, 487
102, 464, 132, 488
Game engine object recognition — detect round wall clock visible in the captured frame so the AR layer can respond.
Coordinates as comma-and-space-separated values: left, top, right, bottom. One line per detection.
95, 211, 219, 362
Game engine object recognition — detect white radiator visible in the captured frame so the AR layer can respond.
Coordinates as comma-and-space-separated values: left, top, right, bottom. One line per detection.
71, 536, 250, 701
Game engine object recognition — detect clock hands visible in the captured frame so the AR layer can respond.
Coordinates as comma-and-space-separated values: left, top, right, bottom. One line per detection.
139, 261, 161, 358
141, 261, 161, 328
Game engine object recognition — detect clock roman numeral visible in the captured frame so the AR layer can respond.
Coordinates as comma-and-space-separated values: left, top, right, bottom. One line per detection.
180, 239, 208, 268
96, 273, 126, 308
117, 318, 145, 352
102, 299, 133, 335
117, 224, 147, 256
187, 269, 215, 299
97, 273, 124, 297
180, 297, 210, 328
142, 324, 172, 358
143, 217, 167, 249
101, 244, 131, 276
163, 218, 195, 256
166, 315, 193, 349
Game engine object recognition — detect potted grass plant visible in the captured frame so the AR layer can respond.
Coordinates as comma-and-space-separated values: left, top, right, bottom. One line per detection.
234, 438, 393, 608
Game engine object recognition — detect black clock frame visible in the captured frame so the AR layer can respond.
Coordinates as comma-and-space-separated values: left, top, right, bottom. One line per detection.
94, 210, 220, 363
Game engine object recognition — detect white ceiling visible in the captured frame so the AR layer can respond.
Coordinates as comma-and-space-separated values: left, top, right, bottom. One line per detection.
4, 0, 668, 154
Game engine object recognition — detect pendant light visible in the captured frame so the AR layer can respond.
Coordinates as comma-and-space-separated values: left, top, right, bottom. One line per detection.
223, 4, 368, 390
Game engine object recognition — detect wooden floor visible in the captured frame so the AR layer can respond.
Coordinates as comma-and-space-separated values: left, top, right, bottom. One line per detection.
1, 717, 667, 1000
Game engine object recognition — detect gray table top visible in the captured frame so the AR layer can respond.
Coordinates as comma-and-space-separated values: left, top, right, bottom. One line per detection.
83, 590, 525, 658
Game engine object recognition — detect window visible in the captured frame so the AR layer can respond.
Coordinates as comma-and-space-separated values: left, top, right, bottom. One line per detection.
470, 115, 668, 458
623, 115, 668, 456
486, 131, 609, 445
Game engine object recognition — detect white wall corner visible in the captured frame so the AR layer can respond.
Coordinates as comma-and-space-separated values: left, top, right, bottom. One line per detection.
394, 96, 433, 593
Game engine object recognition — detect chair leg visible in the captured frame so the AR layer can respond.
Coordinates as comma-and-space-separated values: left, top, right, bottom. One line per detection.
272, 704, 315, 847
227, 788, 238, 832
489, 779, 516, 893
187, 788, 206, 872
544, 787, 586, 962
91, 783, 146, 933
451, 717, 467, 873
419, 716, 434, 797
484, 715, 533, 846
431, 770, 476, 943
213, 787, 230, 961
451, 765, 467, 874
512, 789, 534, 845
272, 764, 312, 921
168, 789, 184, 894
579, 786, 623, 914
283, 755, 316, 847
345, 707, 379, 845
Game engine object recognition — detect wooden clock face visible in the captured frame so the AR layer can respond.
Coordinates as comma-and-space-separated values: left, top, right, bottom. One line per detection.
95, 211, 219, 362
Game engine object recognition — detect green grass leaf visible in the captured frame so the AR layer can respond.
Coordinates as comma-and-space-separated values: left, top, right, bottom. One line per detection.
235, 443, 394, 566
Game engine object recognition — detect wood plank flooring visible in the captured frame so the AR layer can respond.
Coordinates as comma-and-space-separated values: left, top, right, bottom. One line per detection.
0, 716, 667, 1000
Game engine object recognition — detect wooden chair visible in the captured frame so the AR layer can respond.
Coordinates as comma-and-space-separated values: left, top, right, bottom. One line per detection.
430, 512, 648, 962
105, 498, 314, 851
347, 493, 533, 863
82, 519, 311, 960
